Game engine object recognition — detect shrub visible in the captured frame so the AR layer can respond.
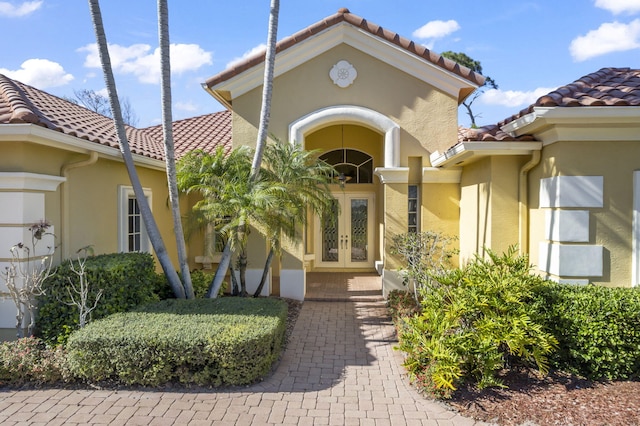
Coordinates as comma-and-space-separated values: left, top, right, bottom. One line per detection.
390, 231, 457, 300
0, 337, 71, 385
66, 297, 287, 387
153, 269, 226, 300
37, 252, 160, 345
387, 289, 420, 329
533, 283, 640, 380
397, 247, 557, 397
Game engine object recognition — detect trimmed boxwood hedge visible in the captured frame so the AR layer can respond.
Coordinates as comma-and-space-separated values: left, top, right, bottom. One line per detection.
65, 297, 288, 387
533, 283, 640, 380
37, 252, 161, 345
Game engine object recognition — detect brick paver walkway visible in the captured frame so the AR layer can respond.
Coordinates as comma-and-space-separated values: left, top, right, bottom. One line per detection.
0, 274, 485, 425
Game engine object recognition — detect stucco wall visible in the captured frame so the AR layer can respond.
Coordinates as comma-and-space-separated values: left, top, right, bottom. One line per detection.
529, 140, 640, 287
459, 156, 525, 265
0, 140, 182, 270
231, 44, 459, 162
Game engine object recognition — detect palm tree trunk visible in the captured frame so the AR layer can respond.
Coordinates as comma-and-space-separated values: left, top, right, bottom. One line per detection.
250, 0, 280, 181
229, 263, 239, 295
238, 250, 248, 297
206, 239, 231, 298
157, 0, 194, 298
253, 247, 274, 297
87, 0, 185, 299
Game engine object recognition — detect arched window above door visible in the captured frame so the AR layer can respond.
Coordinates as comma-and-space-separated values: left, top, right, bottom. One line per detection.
320, 149, 373, 184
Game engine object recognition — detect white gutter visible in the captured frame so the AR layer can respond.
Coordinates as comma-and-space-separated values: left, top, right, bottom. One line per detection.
518, 151, 541, 255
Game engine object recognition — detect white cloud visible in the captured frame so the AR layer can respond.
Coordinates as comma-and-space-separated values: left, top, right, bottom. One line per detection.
79, 43, 212, 84
0, 58, 73, 88
0, 1, 42, 17
95, 88, 109, 98
570, 19, 640, 61
175, 101, 198, 112
595, 0, 640, 15
480, 87, 556, 108
226, 44, 266, 69
412, 20, 460, 40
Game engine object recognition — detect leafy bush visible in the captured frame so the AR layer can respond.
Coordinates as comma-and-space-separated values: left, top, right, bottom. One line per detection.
533, 284, 640, 380
37, 252, 160, 345
0, 337, 71, 385
397, 247, 557, 397
66, 297, 287, 386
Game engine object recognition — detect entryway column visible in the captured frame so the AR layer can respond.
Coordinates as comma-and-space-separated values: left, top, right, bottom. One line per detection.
0, 172, 65, 336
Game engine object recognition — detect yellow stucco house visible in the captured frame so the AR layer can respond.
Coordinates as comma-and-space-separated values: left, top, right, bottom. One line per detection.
1, 8, 639, 332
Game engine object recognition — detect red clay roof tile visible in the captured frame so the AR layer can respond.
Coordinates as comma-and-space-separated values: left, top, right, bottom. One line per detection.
0, 74, 231, 161
461, 67, 640, 143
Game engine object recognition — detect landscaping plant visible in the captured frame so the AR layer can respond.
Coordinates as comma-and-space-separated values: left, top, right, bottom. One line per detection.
37, 252, 159, 345
533, 283, 640, 380
1, 220, 56, 338
66, 297, 287, 386
390, 231, 457, 300
397, 246, 557, 397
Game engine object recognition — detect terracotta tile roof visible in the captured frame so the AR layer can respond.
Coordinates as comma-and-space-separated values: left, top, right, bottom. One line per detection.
500, 67, 640, 127
143, 111, 232, 158
204, 7, 485, 90
457, 125, 537, 142
0, 74, 231, 160
461, 67, 640, 142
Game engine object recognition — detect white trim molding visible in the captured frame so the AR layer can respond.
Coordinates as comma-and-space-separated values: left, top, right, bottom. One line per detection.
539, 242, 603, 278
633, 171, 640, 287
540, 176, 603, 208
373, 167, 462, 184
117, 186, 152, 254
0, 172, 65, 191
289, 105, 400, 168
545, 210, 590, 243
430, 141, 542, 168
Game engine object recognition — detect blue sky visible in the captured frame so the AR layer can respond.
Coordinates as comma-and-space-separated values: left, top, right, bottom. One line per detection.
1, 0, 639, 128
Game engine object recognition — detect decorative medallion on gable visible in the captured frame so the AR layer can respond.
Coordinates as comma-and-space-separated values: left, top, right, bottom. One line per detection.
330, 60, 357, 88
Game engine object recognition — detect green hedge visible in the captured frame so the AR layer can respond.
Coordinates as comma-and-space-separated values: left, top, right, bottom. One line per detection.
65, 297, 287, 387
533, 284, 640, 380
37, 252, 160, 345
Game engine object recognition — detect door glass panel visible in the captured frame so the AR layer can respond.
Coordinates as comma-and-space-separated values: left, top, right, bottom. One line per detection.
350, 199, 368, 262
321, 200, 339, 262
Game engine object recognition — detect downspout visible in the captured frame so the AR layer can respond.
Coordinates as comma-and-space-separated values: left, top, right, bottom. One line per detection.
60, 152, 99, 259
518, 151, 541, 255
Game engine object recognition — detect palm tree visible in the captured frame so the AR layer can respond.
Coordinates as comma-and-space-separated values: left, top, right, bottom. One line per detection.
252, 140, 335, 296
177, 142, 336, 298
177, 146, 253, 297
157, 0, 194, 298
87, 0, 185, 298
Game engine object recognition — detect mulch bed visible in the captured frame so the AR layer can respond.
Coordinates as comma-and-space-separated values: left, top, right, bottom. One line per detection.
447, 367, 640, 425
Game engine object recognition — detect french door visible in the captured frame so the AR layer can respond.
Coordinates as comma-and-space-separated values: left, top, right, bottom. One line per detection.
315, 193, 374, 268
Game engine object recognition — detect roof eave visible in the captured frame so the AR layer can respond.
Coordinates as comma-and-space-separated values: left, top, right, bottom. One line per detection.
204, 20, 480, 106
430, 141, 543, 168
0, 124, 167, 171
502, 106, 640, 143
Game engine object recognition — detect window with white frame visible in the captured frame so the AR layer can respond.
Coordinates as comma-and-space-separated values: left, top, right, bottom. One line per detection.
408, 184, 419, 233
118, 186, 152, 253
